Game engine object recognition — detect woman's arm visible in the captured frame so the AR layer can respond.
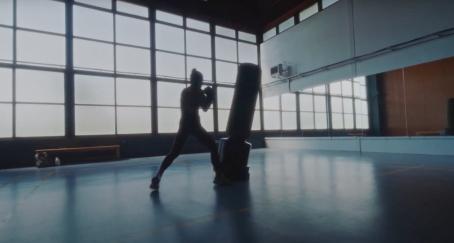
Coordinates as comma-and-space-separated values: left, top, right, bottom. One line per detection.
200, 87, 214, 111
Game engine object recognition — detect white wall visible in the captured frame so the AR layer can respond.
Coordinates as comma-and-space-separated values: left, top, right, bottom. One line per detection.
261, 0, 454, 96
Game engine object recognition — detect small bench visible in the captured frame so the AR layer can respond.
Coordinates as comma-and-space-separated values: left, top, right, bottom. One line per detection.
35, 145, 120, 167
415, 131, 442, 136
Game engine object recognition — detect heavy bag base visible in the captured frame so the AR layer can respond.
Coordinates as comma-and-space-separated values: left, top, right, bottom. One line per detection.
218, 138, 251, 181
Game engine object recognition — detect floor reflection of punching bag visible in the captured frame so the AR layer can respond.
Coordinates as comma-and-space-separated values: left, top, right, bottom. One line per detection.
447, 98, 454, 135
219, 63, 261, 181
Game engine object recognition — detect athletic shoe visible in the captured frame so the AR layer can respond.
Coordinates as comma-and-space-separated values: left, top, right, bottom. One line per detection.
149, 177, 160, 190
213, 172, 231, 185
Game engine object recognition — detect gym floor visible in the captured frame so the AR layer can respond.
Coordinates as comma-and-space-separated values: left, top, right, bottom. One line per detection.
1, 148, 454, 243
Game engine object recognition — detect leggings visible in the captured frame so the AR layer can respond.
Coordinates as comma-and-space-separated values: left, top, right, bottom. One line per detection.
156, 121, 221, 177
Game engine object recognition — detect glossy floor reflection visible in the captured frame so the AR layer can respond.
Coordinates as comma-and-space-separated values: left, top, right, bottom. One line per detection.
1, 149, 454, 243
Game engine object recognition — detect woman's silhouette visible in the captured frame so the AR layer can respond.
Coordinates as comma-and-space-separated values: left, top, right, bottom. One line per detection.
150, 69, 229, 190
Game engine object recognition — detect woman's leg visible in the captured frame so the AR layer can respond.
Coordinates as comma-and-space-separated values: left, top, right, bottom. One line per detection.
155, 130, 188, 179
193, 126, 221, 172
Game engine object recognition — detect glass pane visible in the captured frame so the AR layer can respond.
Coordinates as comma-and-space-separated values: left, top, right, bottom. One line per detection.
186, 30, 211, 58
216, 61, 237, 84
187, 57, 212, 81
0, 104, 12, 138
344, 114, 354, 129
73, 6, 113, 41
157, 81, 185, 107
215, 26, 235, 38
341, 80, 353, 96
158, 108, 181, 133
217, 87, 234, 109
299, 4, 318, 22
301, 112, 315, 130
0, 0, 13, 26
116, 15, 150, 47
17, 0, 65, 33
75, 105, 116, 135
117, 107, 151, 134
263, 28, 276, 41
361, 100, 369, 115
156, 10, 182, 26
238, 42, 258, 64
17, 30, 65, 66
186, 18, 209, 32
281, 93, 296, 111
156, 51, 185, 79
218, 109, 230, 132
75, 0, 112, 9
355, 99, 368, 115
279, 17, 295, 32
215, 37, 237, 62
0, 68, 12, 102
16, 69, 64, 103
16, 104, 65, 137
155, 23, 184, 53
263, 96, 280, 110
282, 111, 297, 130
323, 0, 338, 9
331, 97, 343, 113
74, 39, 114, 71
353, 82, 361, 98
252, 111, 261, 131
314, 96, 326, 112
300, 94, 313, 112
75, 75, 115, 105
329, 81, 342, 95
313, 85, 326, 94
315, 113, 328, 129
116, 45, 150, 75
355, 99, 361, 115
332, 113, 344, 129
360, 84, 367, 99
238, 31, 256, 43
199, 109, 214, 132
354, 76, 366, 85
264, 111, 280, 130
343, 98, 353, 113
116, 1, 148, 17
116, 78, 151, 106
361, 115, 369, 129
0, 27, 13, 62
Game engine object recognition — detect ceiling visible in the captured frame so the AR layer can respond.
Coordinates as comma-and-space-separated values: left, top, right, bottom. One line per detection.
131, 0, 314, 34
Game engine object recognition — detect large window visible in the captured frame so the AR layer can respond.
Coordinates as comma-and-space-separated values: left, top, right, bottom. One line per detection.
299, 3, 319, 22
73, 1, 151, 135
330, 79, 362, 130
1, 2, 261, 139
215, 25, 260, 132
0, 0, 66, 138
263, 28, 276, 42
278, 17, 295, 33
300, 85, 329, 130
155, 10, 213, 133
263, 96, 281, 130
281, 93, 297, 130
322, 0, 339, 9
157, 81, 185, 133
265, 79, 369, 132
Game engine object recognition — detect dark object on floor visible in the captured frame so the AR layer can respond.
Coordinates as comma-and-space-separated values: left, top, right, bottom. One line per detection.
34, 145, 120, 167
219, 63, 261, 181
149, 177, 160, 190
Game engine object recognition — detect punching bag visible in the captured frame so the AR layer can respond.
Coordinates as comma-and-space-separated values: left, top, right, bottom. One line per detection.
219, 63, 261, 181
